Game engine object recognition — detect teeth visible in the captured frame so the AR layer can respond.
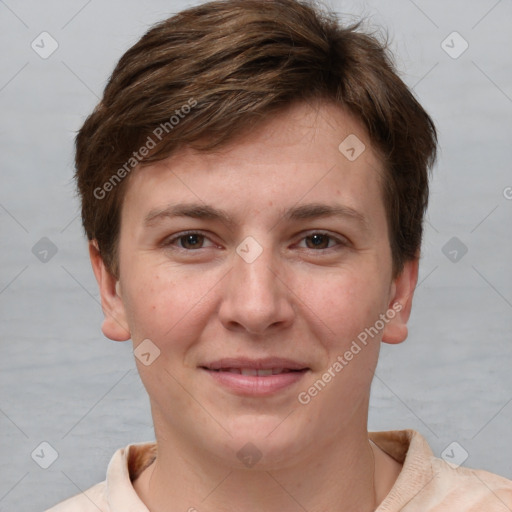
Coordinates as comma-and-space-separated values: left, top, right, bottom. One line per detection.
217, 368, 294, 376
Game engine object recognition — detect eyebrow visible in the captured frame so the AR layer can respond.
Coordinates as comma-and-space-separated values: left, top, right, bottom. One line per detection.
144, 202, 370, 232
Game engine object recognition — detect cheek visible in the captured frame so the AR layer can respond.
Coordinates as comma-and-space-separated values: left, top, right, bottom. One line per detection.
122, 265, 212, 347
301, 268, 386, 347
121, 267, 172, 339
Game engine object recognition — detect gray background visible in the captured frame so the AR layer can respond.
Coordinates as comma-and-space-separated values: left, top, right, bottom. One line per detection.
0, 0, 511, 510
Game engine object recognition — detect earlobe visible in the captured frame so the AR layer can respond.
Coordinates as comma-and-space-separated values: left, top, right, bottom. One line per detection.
88, 240, 131, 342
381, 258, 419, 345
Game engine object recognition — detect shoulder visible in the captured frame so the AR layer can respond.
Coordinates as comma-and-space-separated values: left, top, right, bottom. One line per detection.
44, 440, 156, 512
427, 458, 512, 511
372, 430, 512, 512
44, 481, 107, 512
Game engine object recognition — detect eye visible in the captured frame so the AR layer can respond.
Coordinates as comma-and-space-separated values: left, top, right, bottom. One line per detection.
161, 230, 348, 252
162, 231, 215, 250
297, 231, 348, 251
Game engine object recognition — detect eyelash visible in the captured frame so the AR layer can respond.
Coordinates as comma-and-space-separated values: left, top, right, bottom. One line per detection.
161, 230, 348, 253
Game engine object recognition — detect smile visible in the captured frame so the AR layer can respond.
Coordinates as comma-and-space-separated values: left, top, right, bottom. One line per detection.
201, 365, 309, 396
210, 367, 300, 376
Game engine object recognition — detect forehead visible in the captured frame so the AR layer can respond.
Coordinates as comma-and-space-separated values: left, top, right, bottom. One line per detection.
121, 101, 387, 231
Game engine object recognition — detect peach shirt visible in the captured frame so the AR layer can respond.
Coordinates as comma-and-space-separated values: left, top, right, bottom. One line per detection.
46, 430, 512, 511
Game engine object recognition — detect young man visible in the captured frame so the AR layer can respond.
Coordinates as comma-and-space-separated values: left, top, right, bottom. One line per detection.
47, 0, 512, 510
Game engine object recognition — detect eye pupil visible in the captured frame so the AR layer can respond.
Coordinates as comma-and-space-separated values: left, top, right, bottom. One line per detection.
307, 234, 329, 249
182, 234, 202, 249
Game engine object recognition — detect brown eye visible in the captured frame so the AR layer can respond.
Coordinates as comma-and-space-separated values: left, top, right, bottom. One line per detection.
163, 231, 214, 251
304, 233, 331, 249
298, 232, 347, 251
178, 233, 205, 250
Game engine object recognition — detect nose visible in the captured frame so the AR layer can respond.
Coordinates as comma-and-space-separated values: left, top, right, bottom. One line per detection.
217, 238, 295, 336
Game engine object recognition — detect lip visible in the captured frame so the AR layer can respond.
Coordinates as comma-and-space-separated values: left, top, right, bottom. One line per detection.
201, 357, 309, 371
202, 368, 309, 396
200, 357, 310, 396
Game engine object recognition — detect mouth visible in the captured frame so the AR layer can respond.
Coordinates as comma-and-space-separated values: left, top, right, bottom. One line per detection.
199, 358, 310, 396
205, 367, 305, 376
200, 357, 309, 373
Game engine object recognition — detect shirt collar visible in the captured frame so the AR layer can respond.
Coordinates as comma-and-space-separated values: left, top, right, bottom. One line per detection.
105, 430, 429, 511
106, 440, 157, 512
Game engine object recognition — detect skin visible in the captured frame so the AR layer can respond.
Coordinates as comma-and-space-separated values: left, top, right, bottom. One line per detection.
90, 99, 418, 512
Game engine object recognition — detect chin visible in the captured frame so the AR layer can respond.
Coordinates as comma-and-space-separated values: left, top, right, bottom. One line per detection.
216, 414, 309, 468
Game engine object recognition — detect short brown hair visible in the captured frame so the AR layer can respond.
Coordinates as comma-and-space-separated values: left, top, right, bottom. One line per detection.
75, 0, 437, 278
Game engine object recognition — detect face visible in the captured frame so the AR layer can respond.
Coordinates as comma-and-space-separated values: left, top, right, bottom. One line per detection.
91, 100, 418, 468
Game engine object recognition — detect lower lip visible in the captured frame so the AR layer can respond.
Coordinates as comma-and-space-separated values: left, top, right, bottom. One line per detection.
202, 369, 308, 396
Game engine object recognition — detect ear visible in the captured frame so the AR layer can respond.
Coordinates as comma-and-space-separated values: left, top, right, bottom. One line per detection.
381, 257, 419, 345
89, 240, 131, 342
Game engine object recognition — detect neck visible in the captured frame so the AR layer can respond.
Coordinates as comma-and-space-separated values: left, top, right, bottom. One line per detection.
134, 429, 386, 512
